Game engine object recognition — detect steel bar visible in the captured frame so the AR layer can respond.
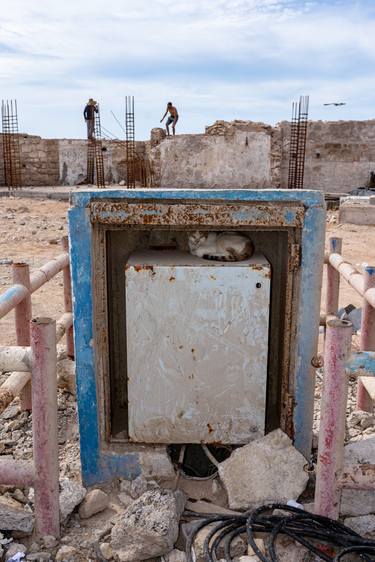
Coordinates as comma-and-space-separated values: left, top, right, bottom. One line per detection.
31, 317, 60, 538
61, 237, 74, 357
326, 238, 342, 316
0, 370, 30, 414
125, 95, 136, 188
93, 104, 105, 188
0, 346, 31, 372
0, 284, 29, 319
360, 266, 375, 351
287, 95, 309, 189
29, 253, 69, 293
0, 458, 34, 487
314, 318, 353, 520
1, 99, 22, 190
13, 262, 32, 410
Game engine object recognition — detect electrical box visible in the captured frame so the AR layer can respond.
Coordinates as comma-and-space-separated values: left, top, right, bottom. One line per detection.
125, 250, 271, 444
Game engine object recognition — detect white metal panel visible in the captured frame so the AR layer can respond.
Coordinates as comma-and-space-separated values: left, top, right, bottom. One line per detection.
125, 250, 271, 444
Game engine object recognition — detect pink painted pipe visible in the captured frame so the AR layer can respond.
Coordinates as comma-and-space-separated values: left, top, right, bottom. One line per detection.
12, 262, 32, 410
30, 317, 60, 538
326, 237, 342, 316
61, 236, 74, 358
315, 318, 352, 520
360, 266, 375, 352
0, 458, 34, 487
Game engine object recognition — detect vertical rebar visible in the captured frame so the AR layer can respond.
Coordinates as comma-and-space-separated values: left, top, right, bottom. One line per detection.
125, 96, 136, 188
287, 95, 309, 189
31, 317, 60, 538
1, 99, 22, 190
326, 238, 342, 316
314, 318, 352, 520
93, 105, 105, 188
12, 263, 32, 410
61, 236, 74, 359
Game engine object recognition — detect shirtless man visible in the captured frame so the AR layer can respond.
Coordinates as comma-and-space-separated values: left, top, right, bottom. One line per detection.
160, 102, 179, 136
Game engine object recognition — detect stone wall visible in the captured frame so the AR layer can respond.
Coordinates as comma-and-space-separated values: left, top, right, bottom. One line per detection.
1, 120, 375, 192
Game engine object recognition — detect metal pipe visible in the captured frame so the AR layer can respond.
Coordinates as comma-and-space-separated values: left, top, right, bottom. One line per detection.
326, 238, 342, 316
328, 253, 364, 296
56, 312, 73, 343
0, 371, 30, 414
31, 317, 60, 538
314, 318, 352, 520
357, 377, 374, 412
0, 458, 34, 487
360, 266, 375, 351
0, 346, 31, 371
29, 253, 69, 293
0, 284, 29, 319
12, 262, 32, 410
61, 237, 74, 358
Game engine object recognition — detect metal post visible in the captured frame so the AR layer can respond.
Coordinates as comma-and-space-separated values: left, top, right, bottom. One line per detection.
61, 236, 74, 358
31, 317, 60, 538
314, 318, 352, 519
326, 237, 342, 316
360, 266, 375, 351
12, 262, 32, 410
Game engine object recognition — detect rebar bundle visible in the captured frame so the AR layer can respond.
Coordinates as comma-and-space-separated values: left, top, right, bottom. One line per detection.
1, 99, 22, 190
287, 95, 309, 189
86, 103, 105, 188
125, 96, 136, 189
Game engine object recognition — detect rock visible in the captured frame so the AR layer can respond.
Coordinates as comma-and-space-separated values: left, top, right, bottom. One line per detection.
218, 429, 308, 510
42, 535, 58, 549
163, 549, 186, 562
118, 492, 134, 508
2, 405, 20, 420
5, 543, 27, 561
78, 489, 109, 519
57, 359, 76, 395
119, 180, 126, 186
0, 496, 34, 533
341, 435, 375, 516
99, 542, 114, 560
129, 475, 148, 499
344, 515, 375, 538
150, 128, 167, 147
139, 449, 176, 485
178, 475, 228, 507
110, 489, 186, 561
59, 478, 86, 521
266, 535, 311, 561
26, 553, 51, 561
55, 546, 78, 562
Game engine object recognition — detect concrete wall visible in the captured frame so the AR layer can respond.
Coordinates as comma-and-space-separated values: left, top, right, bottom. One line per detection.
1, 120, 375, 191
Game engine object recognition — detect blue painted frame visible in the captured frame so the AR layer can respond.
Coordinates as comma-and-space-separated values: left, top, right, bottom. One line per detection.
68, 189, 325, 485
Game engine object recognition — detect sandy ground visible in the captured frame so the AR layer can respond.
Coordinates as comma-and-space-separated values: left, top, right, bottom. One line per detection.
0, 197, 374, 347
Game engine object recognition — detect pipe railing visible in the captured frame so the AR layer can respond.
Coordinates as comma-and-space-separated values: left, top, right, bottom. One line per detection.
0, 236, 74, 412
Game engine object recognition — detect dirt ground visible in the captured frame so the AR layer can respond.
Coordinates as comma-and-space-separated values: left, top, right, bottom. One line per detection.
0, 196, 374, 346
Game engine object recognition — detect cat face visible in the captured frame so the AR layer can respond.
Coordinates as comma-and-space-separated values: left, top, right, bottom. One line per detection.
188, 230, 208, 251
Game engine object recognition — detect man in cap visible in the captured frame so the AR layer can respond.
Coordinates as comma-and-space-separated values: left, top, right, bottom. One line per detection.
83, 98, 98, 139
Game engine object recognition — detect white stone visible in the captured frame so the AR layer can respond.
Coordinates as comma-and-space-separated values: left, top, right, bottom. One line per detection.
5, 543, 27, 561
110, 489, 185, 561
55, 546, 78, 562
218, 429, 308, 510
341, 435, 375, 516
78, 489, 109, 519
139, 449, 176, 485
59, 478, 86, 522
344, 515, 375, 538
42, 535, 58, 549
99, 542, 114, 560
163, 549, 186, 562
0, 496, 34, 533
57, 359, 76, 395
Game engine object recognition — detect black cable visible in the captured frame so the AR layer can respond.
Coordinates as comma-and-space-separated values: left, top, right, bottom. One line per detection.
185, 503, 375, 562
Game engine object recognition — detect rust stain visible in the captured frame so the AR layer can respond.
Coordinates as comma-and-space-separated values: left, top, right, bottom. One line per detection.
133, 265, 155, 275
169, 276, 176, 282
207, 423, 214, 434
0, 388, 15, 413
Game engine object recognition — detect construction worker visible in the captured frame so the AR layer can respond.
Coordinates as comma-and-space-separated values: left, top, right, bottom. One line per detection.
160, 102, 179, 136
83, 98, 98, 139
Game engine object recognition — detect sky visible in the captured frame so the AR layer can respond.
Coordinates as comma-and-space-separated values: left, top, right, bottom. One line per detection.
0, 0, 374, 140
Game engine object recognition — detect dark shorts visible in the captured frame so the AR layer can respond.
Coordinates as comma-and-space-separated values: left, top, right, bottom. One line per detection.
167, 115, 178, 126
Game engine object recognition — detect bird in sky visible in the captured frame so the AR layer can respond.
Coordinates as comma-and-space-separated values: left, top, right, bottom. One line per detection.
323, 102, 346, 106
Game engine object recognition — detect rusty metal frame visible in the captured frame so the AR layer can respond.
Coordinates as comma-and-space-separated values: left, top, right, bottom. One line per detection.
69, 189, 325, 486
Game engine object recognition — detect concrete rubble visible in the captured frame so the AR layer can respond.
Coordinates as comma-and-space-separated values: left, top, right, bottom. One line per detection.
59, 478, 86, 522
340, 435, 375, 516
218, 429, 309, 510
0, 496, 34, 534
110, 489, 186, 561
78, 489, 109, 519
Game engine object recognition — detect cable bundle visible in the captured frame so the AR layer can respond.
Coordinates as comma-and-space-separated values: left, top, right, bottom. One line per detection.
185, 504, 375, 561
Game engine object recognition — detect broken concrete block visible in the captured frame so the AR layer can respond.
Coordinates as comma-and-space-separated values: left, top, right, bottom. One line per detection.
341, 436, 375, 516
163, 549, 186, 562
110, 489, 185, 561
55, 546, 78, 562
218, 429, 308, 510
5, 543, 27, 561
78, 489, 109, 519
59, 478, 86, 522
139, 448, 176, 485
99, 542, 114, 560
57, 359, 76, 395
344, 515, 375, 538
0, 496, 34, 533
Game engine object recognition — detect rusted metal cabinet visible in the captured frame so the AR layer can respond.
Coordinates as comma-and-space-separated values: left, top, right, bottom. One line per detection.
126, 250, 270, 444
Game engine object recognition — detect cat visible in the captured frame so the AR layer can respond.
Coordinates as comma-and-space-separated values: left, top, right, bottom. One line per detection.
188, 231, 254, 262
